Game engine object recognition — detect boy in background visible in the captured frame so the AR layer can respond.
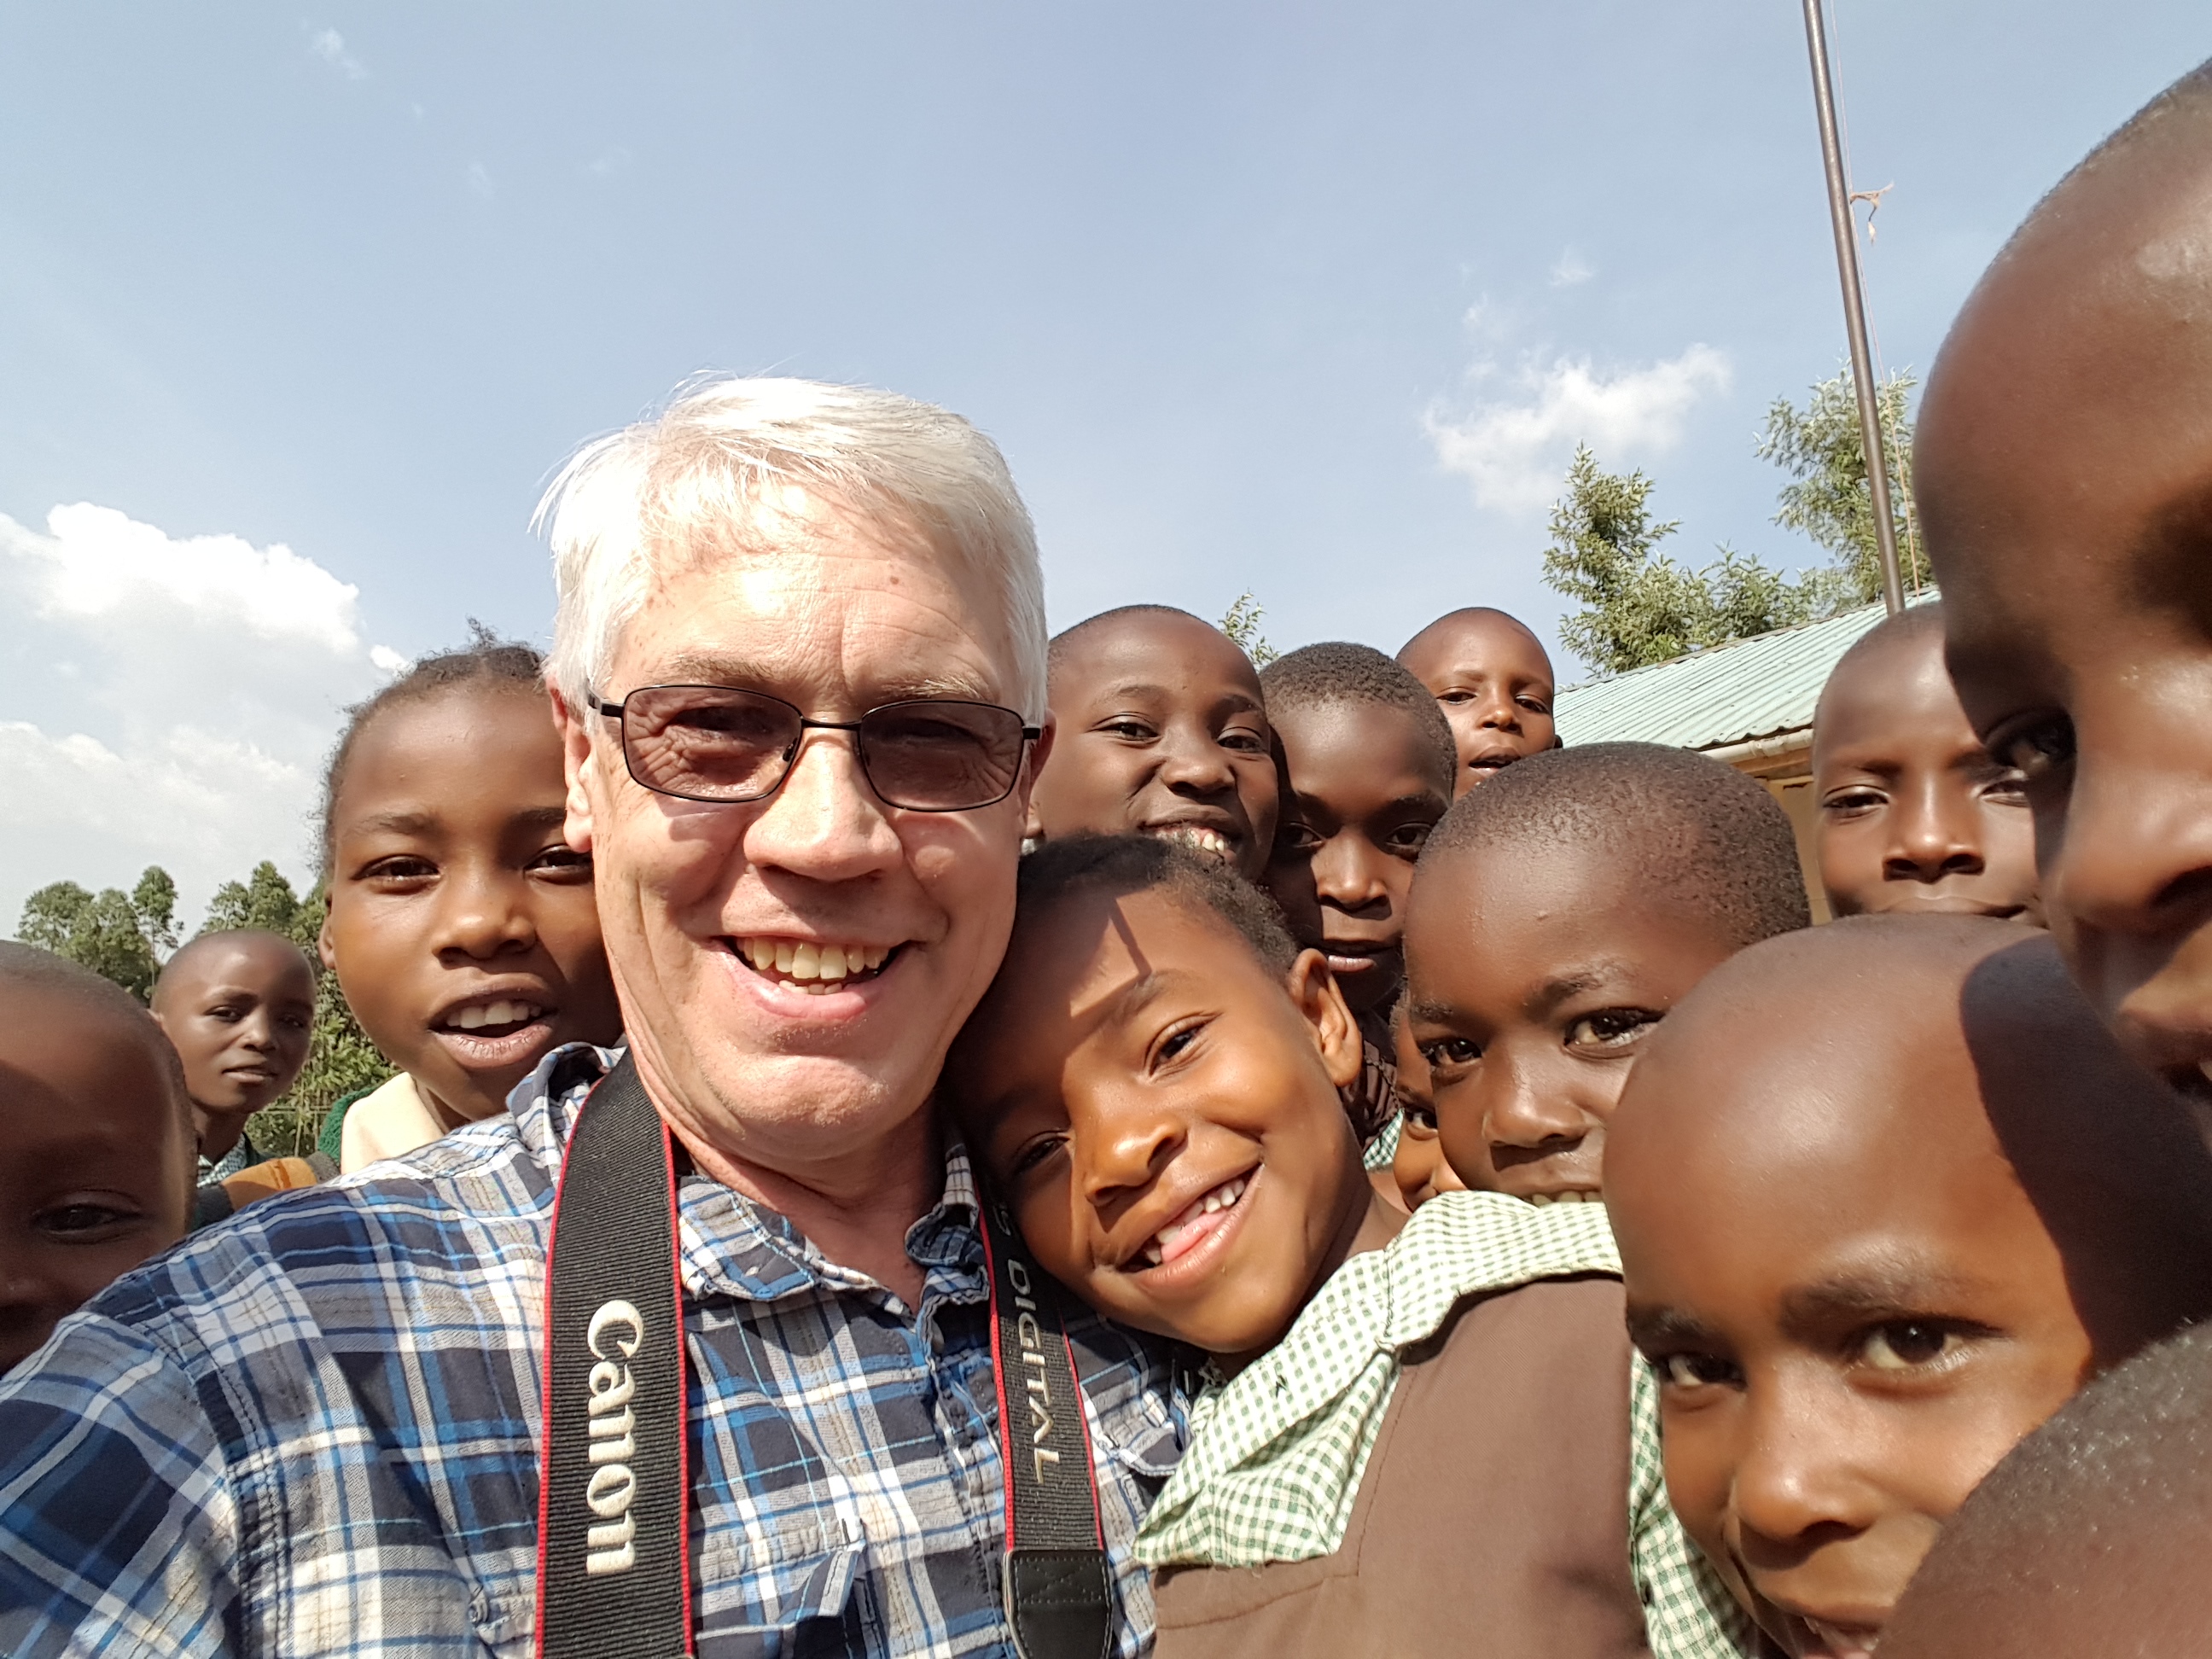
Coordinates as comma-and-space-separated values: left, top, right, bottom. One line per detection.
1913, 59, 2212, 1093
149, 929, 317, 1186
1029, 605, 1279, 882
1607, 919, 2212, 1659
1259, 642, 1456, 1157
1403, 744, 1807, 1206
949, 835, 1750, 1659
1386, 1004, 1461, 1213
1397, 607, 1557, 795
1811, 603, 2040, 924
0, 944, 196, 1373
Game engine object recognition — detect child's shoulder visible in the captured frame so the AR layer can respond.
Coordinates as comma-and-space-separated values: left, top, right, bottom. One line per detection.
1364, 1189, 1621, 1335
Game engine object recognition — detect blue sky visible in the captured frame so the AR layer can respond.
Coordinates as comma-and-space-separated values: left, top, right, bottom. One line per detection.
1, 2, 2204, 922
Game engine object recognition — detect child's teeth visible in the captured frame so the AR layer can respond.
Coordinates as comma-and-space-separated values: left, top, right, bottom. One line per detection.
456, 1005, 484, 1030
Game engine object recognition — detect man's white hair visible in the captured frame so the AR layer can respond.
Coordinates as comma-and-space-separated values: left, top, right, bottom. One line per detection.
538, 376, 1048, 718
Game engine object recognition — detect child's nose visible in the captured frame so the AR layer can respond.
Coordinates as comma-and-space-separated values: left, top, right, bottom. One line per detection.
1731, 1377, 1881, 1551
434, 870, 540, 960
1154, 730, 1237, 794
1079, 1104, 1186, 1209
1885, 783, 1985, 882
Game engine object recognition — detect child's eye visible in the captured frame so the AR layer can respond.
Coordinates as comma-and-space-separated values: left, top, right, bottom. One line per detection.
37, 1201, 144, 1239
1218, 728, 1270, 755
1398, 1103, 1438, 1136
1820, 787, 1888, 817
1857, 1320, 1974, 1372
1656, 1351, 1742, 1391
1982, 769, 2031, 806
358, 855, 438, 885
1007, 1133, 1068, 1181
1273, 824, 1323, 858
529, 845, 594, 880
1563, 1009, 1661, 1051
1421, 1037, 1481, 1071
1097, 718, 1159, 743
1383, 823, 1433, 858
1438, 690, 1476, 706
1517, 696, 1551, 715
1151, 1019, 1207, 1069
1988, 712, 2076, 786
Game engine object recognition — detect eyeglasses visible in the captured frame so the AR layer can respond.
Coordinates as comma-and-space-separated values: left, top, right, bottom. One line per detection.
591, 684, 1041, 812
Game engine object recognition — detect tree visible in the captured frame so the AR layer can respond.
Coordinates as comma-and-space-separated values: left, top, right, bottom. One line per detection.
201, 860, 312, 937
1219, 591, 1279, 667
1540, 446, 1812, 676
15, 866, 180, 1001
1756, 369, 1923, 602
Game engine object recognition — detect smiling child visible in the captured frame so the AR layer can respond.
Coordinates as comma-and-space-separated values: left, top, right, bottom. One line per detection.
949, 834, 1752, 1659
1914, 61, 2212, 1096
149, 929, 317, 1185
1386, 1002, 1462, 1214
1811, 602, 2040, 924
315, 634, 624, 1171
1404, 743, 1809, 1207
1028, 605, 1279, 881
1607, 918, 2212, 1659
0, 944, 196, 1375
1397, 607, 1558, 795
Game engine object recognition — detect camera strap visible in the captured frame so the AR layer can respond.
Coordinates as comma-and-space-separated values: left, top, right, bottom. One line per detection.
533, 1056, 1111, 1659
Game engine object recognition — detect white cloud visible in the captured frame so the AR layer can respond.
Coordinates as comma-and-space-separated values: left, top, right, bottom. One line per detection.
309, 26, 369, 80
0, 505, 401, 931
1423, 344, 1731, 514
585, 148, 632, 180
1549, 247, 1595, 287
467, 161, 496, 199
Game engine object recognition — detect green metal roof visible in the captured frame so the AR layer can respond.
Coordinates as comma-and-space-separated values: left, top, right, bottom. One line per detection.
1553, 598, 1902, 754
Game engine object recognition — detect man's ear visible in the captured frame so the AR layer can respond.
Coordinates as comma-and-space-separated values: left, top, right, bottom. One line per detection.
1018, 713, 1056, 843
548, 684, 599, 854
1285, 947, 1364, 1090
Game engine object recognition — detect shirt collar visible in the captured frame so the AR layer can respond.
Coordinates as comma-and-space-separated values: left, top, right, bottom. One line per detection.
515, 1040, 987, 1305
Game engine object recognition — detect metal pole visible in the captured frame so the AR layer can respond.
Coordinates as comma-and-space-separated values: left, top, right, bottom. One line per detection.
1802, 0, 1906, 617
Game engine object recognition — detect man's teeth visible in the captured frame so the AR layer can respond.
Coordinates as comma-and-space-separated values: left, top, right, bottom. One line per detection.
1138, 1174, 1251, 1266
1154, 824, 1233, 861
1526, 1190, 1601, 1207
450, 999, 544, 1031
735, 937, 894, 991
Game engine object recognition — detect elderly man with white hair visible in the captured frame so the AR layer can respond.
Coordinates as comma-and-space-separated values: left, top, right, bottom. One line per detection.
0, 380, 1182, 1659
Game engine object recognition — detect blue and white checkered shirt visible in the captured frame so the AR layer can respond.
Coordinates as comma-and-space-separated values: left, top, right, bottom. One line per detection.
0, 1044, 1185, 1657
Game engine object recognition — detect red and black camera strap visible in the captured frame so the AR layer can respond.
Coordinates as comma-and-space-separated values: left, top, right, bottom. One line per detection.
533, 1056, 1111, 1659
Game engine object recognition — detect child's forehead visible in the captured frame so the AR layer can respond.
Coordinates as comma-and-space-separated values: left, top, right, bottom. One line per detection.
338, 685, 568, 809
1402, 614, 1551, 683
165, 936, 313, 998
0, 988, 183, 1126
1277, 697, 1437, 768
1052, 615, 1260, 701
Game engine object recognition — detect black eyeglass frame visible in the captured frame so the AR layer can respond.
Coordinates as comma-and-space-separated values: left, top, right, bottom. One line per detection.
590, 684, 1043, 813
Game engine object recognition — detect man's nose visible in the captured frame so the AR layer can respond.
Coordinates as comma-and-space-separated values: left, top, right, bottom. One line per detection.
1884, 778, 1986, 882
744, 728, 905, 881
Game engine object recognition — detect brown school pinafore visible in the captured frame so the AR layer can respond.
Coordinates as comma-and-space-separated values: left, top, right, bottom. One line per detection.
1152, 1275, 1650, 1659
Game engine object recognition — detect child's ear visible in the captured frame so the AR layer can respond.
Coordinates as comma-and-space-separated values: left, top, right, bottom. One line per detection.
548, 684, 599, 854
317, 905, 340, 975
1019, 715, 1056, 843
1285, 948, 1365, 1091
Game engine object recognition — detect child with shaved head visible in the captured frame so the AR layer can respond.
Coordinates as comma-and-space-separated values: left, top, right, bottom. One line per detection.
149, 929, 317, 1187
1811, 602, 2040, 924
1403, 742, 1809, 1207
1029, 604, 1279, 881
0, 944, 196, 1373
1607, 919, 2212, 1659
1915, 58, 2212, 1092
1260, 642, 1457, 1162
1397, 607, 1557, 795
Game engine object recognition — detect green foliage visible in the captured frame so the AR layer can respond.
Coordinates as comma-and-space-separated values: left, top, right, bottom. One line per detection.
202, 860, 314, 938
1218, 591, 1278, 668
15, 869, 177, 1002
1756, 369, 1922, 602
1540, 447, 1813, 676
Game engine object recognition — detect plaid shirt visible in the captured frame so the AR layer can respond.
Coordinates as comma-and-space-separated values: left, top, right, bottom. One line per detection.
1132, 1191, 1755, 1659
0, 1044, 1185, 1658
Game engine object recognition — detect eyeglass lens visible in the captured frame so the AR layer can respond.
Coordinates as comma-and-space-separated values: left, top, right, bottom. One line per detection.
617, 685, 1027, 811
